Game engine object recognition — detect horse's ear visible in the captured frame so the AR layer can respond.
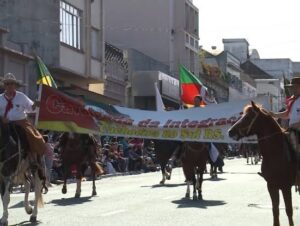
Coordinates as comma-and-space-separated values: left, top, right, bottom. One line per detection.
251, 100, 259, 111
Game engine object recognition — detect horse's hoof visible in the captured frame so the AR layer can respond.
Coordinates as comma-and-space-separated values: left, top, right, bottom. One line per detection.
185, 193, 190, 198
26, 206, 33, 215
192, 196, 197, 201
92, 191, 97, 196
30, 215, 37, 223
198, 195, 203, 200
159, 181, 165, 185
62, 187, 67, 194
75, 193, 81, 198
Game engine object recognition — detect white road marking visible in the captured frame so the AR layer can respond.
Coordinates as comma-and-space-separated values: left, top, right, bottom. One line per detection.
101, 209, 126, 217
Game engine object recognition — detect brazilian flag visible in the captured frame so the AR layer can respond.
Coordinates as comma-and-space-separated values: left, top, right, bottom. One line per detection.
36, 56, 58, 88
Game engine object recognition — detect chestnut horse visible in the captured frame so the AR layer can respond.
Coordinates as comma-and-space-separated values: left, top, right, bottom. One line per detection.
228, 101, 297, 226
58, 133, 103, 198
0, 119, 46, 225
180, 142, 210, 200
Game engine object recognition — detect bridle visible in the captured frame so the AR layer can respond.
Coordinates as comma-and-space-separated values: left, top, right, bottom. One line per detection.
236, 109, 260, 138
236, 108, 282, 141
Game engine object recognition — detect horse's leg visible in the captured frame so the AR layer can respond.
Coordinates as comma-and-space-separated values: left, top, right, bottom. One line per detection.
195, 168, 203, 200
62, 165, 68, 194
30, 170, 44, 223
23, 175, 33, 215
91, 162, 97, 196
166, 164, 172, 180
75, 166, 81, 198
159, 165, 166, 185
282, 187, 294, 226
197, 171, 204, 200
267, 183, 280, 226
185, 180, 190, 198
192, 174, 197, 201
215, 165, 218, 178
0, 178, 11, 226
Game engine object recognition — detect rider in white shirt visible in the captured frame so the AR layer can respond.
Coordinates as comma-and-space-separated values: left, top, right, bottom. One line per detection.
0, 73, 46, 156
270, 77, 300, 129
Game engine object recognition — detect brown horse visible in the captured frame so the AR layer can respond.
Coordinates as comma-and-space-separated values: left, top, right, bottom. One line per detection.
58, 133, 103, 198
180, 142, 210, 200
228, 101, 297, 226
0, 119, 46, 225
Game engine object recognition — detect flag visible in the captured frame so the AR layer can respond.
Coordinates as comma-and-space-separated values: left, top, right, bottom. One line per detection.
179, 65, 207, 106
36, 56, 58, 88
154, 82, 165, 111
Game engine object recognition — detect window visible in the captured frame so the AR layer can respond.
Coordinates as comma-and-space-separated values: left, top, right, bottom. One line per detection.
60, 1, 81, 49
91, 28, 99, 59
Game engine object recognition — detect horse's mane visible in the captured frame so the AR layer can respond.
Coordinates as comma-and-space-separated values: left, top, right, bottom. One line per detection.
243, 103, 285, 132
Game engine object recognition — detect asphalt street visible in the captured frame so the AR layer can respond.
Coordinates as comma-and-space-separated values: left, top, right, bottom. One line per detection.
4, 158, 300, 226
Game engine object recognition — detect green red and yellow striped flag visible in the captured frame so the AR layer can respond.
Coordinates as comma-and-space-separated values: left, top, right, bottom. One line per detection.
179, 65, 207, 106
36, 56, 57, 88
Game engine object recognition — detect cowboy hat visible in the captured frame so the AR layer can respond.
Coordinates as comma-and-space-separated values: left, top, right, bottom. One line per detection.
2, 73, 22, 84
285, 77, 300, 87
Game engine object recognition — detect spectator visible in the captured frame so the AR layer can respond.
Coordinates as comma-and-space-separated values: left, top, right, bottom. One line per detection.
43, 135, 54, 187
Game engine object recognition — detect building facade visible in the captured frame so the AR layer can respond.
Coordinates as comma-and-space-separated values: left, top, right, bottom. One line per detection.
0, 0, 107, 99
0, 28, 33, 94
104, 0, 200, 77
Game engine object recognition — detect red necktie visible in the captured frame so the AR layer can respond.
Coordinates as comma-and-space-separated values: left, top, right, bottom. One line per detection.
4, 92, 16, 117
287, 95, 298, 114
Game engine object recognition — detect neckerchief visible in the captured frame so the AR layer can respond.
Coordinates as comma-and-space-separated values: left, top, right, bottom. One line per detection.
287, 95, 300, 114
4, 91, 16, 117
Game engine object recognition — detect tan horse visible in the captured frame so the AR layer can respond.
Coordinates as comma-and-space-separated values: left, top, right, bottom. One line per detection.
0, 119, 46, 226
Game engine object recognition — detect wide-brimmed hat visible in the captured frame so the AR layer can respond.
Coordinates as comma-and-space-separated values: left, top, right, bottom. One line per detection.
1, 73, 23, 86
285, 77, 300, 87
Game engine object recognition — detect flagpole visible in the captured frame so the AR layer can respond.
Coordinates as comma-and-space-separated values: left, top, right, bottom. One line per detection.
34, 84, 43, 127
178, 64, 183, 109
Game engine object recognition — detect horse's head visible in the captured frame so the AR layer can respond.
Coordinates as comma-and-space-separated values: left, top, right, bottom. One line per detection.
228, 101, 269, 140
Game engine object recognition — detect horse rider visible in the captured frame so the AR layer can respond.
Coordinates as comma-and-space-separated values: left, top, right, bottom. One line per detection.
270, 77, 300, 147
0, 73, 46, 158
270, 77, 300, 185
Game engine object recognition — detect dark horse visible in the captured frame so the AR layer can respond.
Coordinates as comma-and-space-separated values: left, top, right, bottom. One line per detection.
180, 142, 210, 200
58, 133, 103, 198
0, 119, 46, 225
228, 101, 297, 226
145, 139, 182, 185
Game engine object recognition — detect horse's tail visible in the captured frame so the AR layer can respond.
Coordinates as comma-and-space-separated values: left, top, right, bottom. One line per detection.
91, 162, 104, 175
37, 188, 44, 208
33, 173, 44, 208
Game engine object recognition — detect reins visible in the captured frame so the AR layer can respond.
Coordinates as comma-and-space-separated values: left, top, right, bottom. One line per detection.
238, 108, 283, 142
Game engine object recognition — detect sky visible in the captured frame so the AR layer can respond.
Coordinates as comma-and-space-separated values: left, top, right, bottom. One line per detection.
193, 0, 300, 61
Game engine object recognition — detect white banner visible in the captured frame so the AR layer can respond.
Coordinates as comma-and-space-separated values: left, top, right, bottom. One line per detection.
96, 96, 270, 143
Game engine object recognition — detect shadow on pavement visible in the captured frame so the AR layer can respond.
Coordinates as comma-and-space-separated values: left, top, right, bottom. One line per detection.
203, 177, 226, 182
11, 220, 41, 226
10, 201, 34, 209
141, 183, 186, 188
172, 198, 226, 209
50, 196, 93, 206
